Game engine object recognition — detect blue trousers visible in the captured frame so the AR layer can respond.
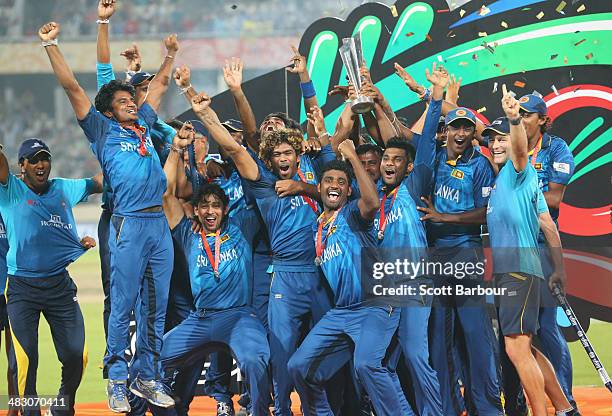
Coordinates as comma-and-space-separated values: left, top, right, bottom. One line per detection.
388, 281, 442, 416
98, 208, 112, 341
161, 306, 270, 416
288, 304, 406, 416
105, 212, 173, 381
429, 279, 503, 415
268, 269, 333, 415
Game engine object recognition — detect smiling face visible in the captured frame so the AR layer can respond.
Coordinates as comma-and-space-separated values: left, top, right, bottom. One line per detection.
194, 193, 228, 233
358, 151, 381, 182
21, 152, 51, 193
270, 142, 299, 179
259, 116, 286, 134
488, 133, 511, 165
107, 90, 138, 123
446, 120, 475, 157
381, 147, 409, 187
319, 169, 351, 211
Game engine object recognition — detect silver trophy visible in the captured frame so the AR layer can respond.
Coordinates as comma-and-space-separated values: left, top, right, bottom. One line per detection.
339, 34, 374, 114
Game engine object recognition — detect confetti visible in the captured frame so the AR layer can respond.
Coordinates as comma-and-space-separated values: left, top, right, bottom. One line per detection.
492, 82, 498, 93
459, 61, 469, 66
437, 9, 450, 13
482, 41, 495, 53
501, 21, 508, 28
550, 54, 558, 60
564, 56, 568, 64
536, 11, 544, 19
574, 38, 586, 46
426, 34, 432, 42
494, 63, 500, 67
478, 31, 488, 37
405, 32, 414, 37
472, 53, 479, 60
522, 7, 531, 11
500, 67, 507, 74
576, 4, 585, 12
514, 81, 526, 88
390, 4, 398, 17
459, 9, 466, 17
569, 70, 574, 81
477, 107, 487, 113
556, 1, 567, 13
479, 5, 491, 16
573, 87, 581, 93
447, 30, 456, 38
552, 85, 559, 95
585, 52, 593, 60
508, 89, 516, 98
437, 55, 443, 62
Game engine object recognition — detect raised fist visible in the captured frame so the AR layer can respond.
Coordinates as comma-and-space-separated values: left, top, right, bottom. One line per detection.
97, 0, 116, 20
191, 92, 212, 113
174, 65, 191, 88
164, 33, 179, 54
38, 22, 60, 42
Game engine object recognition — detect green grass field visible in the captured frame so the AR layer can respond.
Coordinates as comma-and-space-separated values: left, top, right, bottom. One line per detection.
0, 249, 610, 404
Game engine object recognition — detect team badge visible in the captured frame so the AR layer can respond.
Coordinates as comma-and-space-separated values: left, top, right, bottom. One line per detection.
451, 169, 464, 180
519, 96, 530, 103
305, 172, 314, 181
220, 234, 230, 243
455, 109, 467, 116
534, 163, 543, 170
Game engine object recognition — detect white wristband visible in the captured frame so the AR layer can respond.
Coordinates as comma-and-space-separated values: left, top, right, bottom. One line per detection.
96, 19, 110, 24
179, 84, 192, 95
41, 39, 58, 47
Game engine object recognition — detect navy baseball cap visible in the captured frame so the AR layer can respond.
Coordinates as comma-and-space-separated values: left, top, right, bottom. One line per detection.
222, 119, 243, 132
482, 117, 510, 137
518, 94, 547, 115
445, 107, 477, 126
130, 72, 155, 86
18, 138, 51, 161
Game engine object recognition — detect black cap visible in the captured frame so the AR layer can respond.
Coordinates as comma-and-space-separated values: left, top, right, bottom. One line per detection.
18, 138, 51, 161
129, 72, 155, 86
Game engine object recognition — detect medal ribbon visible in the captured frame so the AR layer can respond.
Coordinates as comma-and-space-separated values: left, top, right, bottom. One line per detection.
529, 135, 542, 167
124, 125, 149, 157
379, 187, 399, 238
296, 168, 319, 214
200, 229, 221, 278
316, 208, 342, 259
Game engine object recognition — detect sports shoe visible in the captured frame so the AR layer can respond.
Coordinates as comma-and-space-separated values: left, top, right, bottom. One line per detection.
129, 377, 175, 408
107, 380, 131, 413
217, 400, 235, 416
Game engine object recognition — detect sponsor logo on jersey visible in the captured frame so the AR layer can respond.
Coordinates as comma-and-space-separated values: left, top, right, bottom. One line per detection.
553, 162, 570, 174
435, 184, 460, 203
482, 186, 492, 198
40, 214, 73, 230
320, 241, 343, 264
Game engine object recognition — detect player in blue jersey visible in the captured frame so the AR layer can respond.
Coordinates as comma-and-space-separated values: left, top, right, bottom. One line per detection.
188, 90, 337, 415
356, 143, 382, 183
0, 139, 102, 415
288, 140, 410, 415
487, 85, 575, 416
417, 107, 502, 415
376, 62, 446, 416
160, 122, 270, 416
40, 20, 177, 411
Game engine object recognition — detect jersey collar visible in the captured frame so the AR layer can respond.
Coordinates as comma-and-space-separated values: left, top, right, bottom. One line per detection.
445, 145, 476, 166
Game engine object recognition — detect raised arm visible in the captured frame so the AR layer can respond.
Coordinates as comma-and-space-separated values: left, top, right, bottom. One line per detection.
306, 106, 330, 147
501, 84, 528, 172
174, 65, 197, 102
145, 34, 179, 111
163, 123, 195, 229
223, 57, 259, 152
287, 45, 318, 139
96, 0, 115, 64
120, 43, 142, 80
339, 140, 379, 220
40, 22, 91, 120
0, 146, 9, 185
190, 92, 259, 181
330, 103, 355, 154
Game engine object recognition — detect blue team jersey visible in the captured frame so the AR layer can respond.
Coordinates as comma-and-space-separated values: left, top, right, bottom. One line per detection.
171, 208, 260, 310
213, 168, 248, 217
0, 215, 8, 294
528, 133, 574, 223
0, 174, 94, 278
375, 98, 441, 263
78, 104, 166, 215
429, 145, 495, 247
487, 161, 549, 278
313, 200, 375, 307
243, 145, 336, 272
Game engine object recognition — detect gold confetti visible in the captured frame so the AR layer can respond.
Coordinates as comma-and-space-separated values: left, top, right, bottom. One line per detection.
426, 34, 432, 42
478, 31, 488, 37
390, 4, 398, 17
459, 61, 469, 66
585, 52, 593, 60
536, 11, 544, 19
514, 81, 526, 88
500, 67, 507, 74
501, 21, 508, 28
477, 107, 487, 113
556, 1, 567, 13
564, 56, 568, 64
574, 38, 586, 46
459, 9, 466, 17
577, 4, 585, 12
405, 32, 414, 37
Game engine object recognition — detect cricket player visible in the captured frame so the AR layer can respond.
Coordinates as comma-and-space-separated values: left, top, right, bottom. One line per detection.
486, 86, 575, 416
0, 139, 102, 415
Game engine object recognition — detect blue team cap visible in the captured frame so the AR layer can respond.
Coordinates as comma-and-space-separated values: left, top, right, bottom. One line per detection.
129, 72, 155, 86
18, 138, 52, 161
445, 107, 477, 126
221, 119, 243, 132
482, 117, 510, 138
518, 94, 547, 115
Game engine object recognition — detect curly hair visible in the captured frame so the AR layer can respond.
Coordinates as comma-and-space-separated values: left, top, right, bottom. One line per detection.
262, 112, 302, 132
258, 129, 303, 170
95, 80, 136, 115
